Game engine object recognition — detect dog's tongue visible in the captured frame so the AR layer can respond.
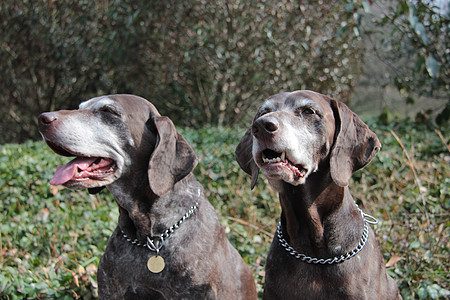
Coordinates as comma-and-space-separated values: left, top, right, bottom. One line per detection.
50, 157, 98, 186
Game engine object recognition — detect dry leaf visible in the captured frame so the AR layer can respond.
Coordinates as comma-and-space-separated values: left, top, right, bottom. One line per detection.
386, 254, 402, 267
50, 185, 59, 195
77, 264, 85, 276
73, 274, 79, 287
86, 263, 97, 276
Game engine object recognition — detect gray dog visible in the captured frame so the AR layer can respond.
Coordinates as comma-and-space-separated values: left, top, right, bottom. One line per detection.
236, 90, 401, 299
39, 94, 257, 299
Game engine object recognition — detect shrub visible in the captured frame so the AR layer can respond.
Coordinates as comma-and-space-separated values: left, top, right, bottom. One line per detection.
0, 0, 364, 142
1, 122, 448, 298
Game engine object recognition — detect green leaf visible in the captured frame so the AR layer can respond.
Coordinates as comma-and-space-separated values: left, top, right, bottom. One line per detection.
439, 286, 450, 297
426, 284, 439, 299
354, 12, 362, 26
425, 56, 439, 78
414, 22, 428, 45
409, 240, 421, 249
362, 1, 371, 13
337, 22, 348, 38
345, 2, 354, 13
408, 3, 418, 28
418, 287, 428, 299
409, 14, 418, 29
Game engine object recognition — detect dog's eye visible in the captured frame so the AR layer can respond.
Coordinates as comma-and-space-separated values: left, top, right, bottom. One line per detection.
303, 107, 316, 115
99, 106, 121, 117
295, 107, 316, 117
257, 108, 271, 118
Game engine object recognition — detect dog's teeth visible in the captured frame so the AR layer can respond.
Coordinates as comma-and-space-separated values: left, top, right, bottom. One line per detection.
263, 156, 282, 164
262, 151, 287, 164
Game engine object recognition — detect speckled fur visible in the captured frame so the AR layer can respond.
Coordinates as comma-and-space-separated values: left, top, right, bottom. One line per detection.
39, 95, 257, 299
98, 174, 256, 299
236, 91, 401, 300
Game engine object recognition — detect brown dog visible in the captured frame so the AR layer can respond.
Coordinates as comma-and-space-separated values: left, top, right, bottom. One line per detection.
39, 95, 257, 299
236, 90, 401, 299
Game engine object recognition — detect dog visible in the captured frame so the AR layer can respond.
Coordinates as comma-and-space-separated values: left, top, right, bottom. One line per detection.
235, 90, 401, 299
38, 94, 257, 299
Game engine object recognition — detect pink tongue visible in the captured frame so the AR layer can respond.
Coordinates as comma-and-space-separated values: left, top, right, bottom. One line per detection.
50, 157, 98, 185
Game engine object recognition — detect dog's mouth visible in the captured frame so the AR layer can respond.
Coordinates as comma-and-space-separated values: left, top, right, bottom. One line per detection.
261, 149, 307, 178
45, 140, 118, 186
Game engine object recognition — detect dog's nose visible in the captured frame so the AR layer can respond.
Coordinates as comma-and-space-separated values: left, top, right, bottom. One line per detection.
252, 116, 279, 137
39, 112, 58, 125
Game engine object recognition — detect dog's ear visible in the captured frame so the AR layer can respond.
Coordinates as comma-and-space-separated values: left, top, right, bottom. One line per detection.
329, 100, 381, 187
148, 116, 198, 196
235, 128, 259, 189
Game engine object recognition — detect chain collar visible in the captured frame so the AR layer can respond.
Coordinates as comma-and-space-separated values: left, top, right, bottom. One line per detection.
120, 202, 199, 254
277, 205, 378, 265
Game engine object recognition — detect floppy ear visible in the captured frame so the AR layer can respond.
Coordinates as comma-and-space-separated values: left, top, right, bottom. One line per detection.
329, 100, 381, 187
235, 128, 259, 189
148, 116, 198, 196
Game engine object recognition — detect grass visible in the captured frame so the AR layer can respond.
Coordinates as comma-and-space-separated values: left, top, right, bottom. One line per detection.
0, 120, 448, 299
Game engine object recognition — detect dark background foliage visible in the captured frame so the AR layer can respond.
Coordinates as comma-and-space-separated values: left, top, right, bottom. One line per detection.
2, 0, 448, 143
1, 0, 365, 142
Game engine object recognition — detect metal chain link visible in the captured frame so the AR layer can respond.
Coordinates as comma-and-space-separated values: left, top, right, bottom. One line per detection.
277, 205, 378, 265
121, 202, 199, 253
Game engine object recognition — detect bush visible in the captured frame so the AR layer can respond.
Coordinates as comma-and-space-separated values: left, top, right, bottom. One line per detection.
142, 0, 364, 127
0, 0, 364, 142
0, 1, 111, 143
1, 122, 448, 299
351, 0, 449, 125
357, 0, 449, 99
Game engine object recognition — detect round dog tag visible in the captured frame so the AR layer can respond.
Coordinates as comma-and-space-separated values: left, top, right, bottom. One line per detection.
147, 255, 165, 273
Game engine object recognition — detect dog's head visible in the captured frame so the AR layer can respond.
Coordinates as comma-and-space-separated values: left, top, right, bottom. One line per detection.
235, 90, 380, 189
38, 94, 197, 196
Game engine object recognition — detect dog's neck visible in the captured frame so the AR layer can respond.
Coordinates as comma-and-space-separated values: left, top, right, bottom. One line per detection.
108, 174, 200, 243
278, 172, 364, 257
